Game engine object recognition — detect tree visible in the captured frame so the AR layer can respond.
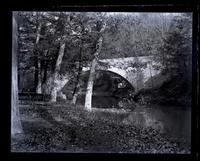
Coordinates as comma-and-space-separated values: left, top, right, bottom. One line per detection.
18, 12, 51, 93
12, 12, 23, 136
34, 13, 43, 93
18, 12, 185, 105
49, 12, 94, 102
50, 39, 66, 102
84, 14, 107, 111
18, 12, 39, 92
18, 12, 94, 100
158, 13, 192, 76
70, 12, 98, 105
71, 40, 83, 104
18, 12, 45, 93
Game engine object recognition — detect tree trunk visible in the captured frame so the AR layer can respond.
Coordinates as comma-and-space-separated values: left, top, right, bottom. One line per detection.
42, 60, 48, 84
72, 68, 82, 105
84, 58, 98, 111
149, 61, 154, 88
50, 41, 66, 102
72, 89, 79, 104
50, 87, 57, 102
36, 60, 42, 93
41, 60, 47, 92
72, 74, 81, 104
11, 12, 23, 136
84, 36, 104, 111
55, 74, 71, 101
72, 42, 83, 105
40, 50, 48, 94
34, 59, 39, 92
34, 22, 42, 93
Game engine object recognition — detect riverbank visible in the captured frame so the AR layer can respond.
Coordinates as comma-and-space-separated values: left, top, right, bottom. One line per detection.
11, 102, 190, 153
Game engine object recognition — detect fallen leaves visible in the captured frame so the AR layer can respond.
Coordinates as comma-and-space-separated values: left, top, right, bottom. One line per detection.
12, 102, 190, 153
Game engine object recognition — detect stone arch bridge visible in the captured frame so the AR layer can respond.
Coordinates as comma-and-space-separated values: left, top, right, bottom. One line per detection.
82, 56, 161, 92
55, 56, 162, 99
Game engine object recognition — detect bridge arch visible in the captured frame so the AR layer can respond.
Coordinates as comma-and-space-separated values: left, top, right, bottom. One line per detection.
60, 66, 136, 100
60, 70, 135, 102
81, 68, 135, 91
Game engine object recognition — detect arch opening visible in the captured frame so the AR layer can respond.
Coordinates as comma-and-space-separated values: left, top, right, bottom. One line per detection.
61, 69, 135, 109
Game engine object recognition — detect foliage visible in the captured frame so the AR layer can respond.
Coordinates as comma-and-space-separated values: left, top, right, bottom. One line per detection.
100, 13, 173, 59
158, 13, 192, 76
18, 12, 108, 91
17, 12, 192, 106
